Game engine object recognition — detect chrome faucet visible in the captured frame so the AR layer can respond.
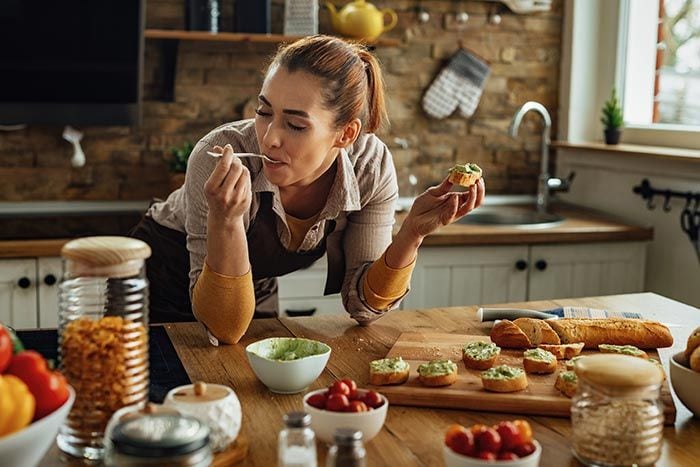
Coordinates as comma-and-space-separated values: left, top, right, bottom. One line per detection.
509, 101, 574, 213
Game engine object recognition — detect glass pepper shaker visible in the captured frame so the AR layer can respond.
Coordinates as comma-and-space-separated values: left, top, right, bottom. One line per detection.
326, 428, 366, 467
278, 411, 317, 467
571, 354, 664, 467
57, 236, 151, 460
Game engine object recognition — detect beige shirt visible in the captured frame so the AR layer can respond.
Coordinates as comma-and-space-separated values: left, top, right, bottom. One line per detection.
148, 119, 401, 323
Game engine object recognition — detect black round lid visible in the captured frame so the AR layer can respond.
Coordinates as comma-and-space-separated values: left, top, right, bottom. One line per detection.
110, 414, 210, 458
333, 428, 363, 445
283, 411, 311, 428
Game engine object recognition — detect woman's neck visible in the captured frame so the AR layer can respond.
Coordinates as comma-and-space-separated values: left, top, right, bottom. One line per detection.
280, 159, 338, 219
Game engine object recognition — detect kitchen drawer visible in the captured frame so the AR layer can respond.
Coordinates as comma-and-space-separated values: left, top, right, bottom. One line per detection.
279, 296, 343, 317
278, 257, 328, 299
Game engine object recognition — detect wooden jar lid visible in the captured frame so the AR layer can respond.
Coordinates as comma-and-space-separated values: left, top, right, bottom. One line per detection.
575, 354, 663, 389
61, 236, 151, 278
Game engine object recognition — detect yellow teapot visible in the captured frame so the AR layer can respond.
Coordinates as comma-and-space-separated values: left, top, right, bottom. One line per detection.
325, 0, 398, 42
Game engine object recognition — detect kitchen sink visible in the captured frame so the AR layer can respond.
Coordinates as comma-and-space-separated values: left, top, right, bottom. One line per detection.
456, 205, 564, 227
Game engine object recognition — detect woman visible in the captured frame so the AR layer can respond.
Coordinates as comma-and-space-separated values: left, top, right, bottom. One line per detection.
132, 35, 485, 344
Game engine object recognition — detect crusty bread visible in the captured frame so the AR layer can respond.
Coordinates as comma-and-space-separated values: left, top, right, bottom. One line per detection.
685, 326, 700, 359
513, 318, 561, 345
369, 367, 410, 386
555, 371, 578, 398
448, 164, 482, 187
462, 341, 500, 370
490, 320, 533, 348
690, 346, 700, 372
547, 318, 673, 349
481, 365, 528, 393
538, 342, 584, 360
523, 349, 557, 374
565, 356, 586, 371
417, 359, 458, 387
419, 372, 457, 387
598, 344, 648, 359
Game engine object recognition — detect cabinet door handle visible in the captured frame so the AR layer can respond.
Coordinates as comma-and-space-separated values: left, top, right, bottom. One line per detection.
17, 277, 32, 289
44, 274, 57, 286
515, 260, 528, 271
285, 308, 317, 317
535, 259, 548, 271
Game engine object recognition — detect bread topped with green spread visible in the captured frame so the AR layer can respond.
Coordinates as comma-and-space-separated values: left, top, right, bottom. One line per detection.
462, 341, 501, 370
417, 359, 458, 387
480, 365, 528, 393
555, 370, 578, 398
565, 355, 586, 371
523, 348, 557, 374
448, 163, 483, 187
369, 356, 410, 386
598, 344, 648, 359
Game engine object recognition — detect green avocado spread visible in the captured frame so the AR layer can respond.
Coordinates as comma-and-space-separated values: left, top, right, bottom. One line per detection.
262, 338, 328, 361
463, 341, 500, 360
450, 163, 482, 175
524, 348, 555, 362
370, 357, 409, 374
560, 371, 577, 383
418, 359, 457, 377
481, 365, 524, 380
599, 344, 645, 356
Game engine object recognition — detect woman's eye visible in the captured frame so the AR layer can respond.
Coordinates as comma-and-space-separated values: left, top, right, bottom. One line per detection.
287, 122, 306, 132
255, 108, 271, 117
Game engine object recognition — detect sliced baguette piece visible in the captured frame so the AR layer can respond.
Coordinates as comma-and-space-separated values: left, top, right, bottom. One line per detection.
513, 318, 561, 345
523, 348, 557, 374
490, 320, 533, 348
481, 365, 528, 393
448, 163, 482, 187
555, 371, 578, 398
369, 357, 410, 386
462, 341, 500, 370
547, 318, 673, 349
417, 359, 458, 387
538, 342, 585, 360
685, 326, 700, 359
565, 355, 586, 371
598, 344, 648, 359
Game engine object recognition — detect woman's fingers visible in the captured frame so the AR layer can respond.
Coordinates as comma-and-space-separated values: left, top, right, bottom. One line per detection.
475, 178, 486, 207
427, 177, 453, 197
205, 144, 235, 191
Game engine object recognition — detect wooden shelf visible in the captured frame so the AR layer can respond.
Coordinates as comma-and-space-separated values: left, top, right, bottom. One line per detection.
145, 29, 402, 47
552, 141, 700, 164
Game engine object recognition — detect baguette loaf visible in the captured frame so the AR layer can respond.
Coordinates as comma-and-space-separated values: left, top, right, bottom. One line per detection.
490, 320, 533, 348
513, 318, 561, 345
547, 318, 673, 349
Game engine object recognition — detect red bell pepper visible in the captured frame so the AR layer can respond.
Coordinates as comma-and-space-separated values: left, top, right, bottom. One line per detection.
0, 324, 12, 373
7, 350, 70, 420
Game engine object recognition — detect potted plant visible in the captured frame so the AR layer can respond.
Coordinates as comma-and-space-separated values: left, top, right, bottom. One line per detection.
600, 88, 623, 145
167, 141, 195, 192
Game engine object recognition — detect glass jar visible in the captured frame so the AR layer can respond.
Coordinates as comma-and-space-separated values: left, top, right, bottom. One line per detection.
57, 236, 152, 460
278, 412, 317, 467
571, 354, 664, 467
105, 414, 212, 467
326, 428, 366, 467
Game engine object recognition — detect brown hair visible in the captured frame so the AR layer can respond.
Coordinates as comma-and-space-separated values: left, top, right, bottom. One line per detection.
267, 35, 388, 133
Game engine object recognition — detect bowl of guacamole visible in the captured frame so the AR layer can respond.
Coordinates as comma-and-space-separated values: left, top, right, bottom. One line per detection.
245, 337, 331, 394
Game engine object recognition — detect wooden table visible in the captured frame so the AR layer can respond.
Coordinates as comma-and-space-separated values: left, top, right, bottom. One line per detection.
43, 293, 699, 466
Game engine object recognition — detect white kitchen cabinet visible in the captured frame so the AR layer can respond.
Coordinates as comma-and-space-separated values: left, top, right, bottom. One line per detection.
0, 257, 63, 329
277, 256, 343, 316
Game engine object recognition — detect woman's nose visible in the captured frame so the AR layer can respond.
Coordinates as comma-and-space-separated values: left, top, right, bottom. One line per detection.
262, 123, 281, 149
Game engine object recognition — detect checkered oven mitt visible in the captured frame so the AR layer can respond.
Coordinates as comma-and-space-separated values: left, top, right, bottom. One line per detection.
422, 49, 490, 119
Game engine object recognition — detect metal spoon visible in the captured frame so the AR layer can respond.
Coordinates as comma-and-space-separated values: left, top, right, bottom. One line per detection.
206, 151, 281, 164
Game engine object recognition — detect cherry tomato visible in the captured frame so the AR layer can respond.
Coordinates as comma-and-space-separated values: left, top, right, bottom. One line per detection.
325, 393, 350, 412
346, 400, 368, 412
513, 441, 536, 458
306, 393, 327, 410
362, 390, 383, 409
341, 378, 358, 399
498, 452, 520, 460
475, 427, 502, 454
477, 451, 496, 460
328, 380, 350, 397
445, 424, 475, 457
470, 424, 488, 436
513, 419, 533, 444
495, 421, 522, 450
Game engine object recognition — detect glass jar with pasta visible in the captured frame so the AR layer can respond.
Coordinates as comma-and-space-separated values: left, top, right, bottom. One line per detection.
56, 236, 151, 460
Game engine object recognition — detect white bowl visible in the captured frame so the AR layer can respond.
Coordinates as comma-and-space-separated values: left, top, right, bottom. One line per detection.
302, 388, 388, 444
0, 385, 75, 467
245, 337, 331, 394
669, 351, 700, 417
443, 440, 542, 467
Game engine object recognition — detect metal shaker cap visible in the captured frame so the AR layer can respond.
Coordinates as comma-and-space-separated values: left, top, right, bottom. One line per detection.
333, 428, 363, 445
283, 411, 311, 428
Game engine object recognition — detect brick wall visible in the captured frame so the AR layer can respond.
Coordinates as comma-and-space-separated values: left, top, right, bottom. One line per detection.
0, 0, 562, 201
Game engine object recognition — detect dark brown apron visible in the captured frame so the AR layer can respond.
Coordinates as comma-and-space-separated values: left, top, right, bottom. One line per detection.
130, 192, 334, 323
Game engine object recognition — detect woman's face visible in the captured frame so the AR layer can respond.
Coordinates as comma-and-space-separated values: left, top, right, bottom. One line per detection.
254, 66, 344, 188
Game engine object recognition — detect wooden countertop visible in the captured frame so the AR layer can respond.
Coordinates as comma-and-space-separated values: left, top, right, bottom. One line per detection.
41, 292, 700, 466
0, 204, 652, 258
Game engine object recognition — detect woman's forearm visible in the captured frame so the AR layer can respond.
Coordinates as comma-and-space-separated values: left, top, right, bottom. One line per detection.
206, 217, 250, 276
384, 225, 424, 269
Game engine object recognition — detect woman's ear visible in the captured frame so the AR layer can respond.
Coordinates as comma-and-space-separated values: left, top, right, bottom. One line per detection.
334, 118, 362, 148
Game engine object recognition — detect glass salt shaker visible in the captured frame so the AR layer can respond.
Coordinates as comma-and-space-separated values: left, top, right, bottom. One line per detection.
326, 428, 366, 467
278, 412, 317, 467
571, 354, 664, 467
57, 236, 152, 460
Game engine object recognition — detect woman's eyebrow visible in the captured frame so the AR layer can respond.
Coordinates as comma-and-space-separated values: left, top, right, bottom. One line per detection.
258, 94, 310, 118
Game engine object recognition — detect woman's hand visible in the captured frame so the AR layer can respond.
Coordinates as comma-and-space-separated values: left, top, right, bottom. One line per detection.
204, 144, 252, 228
401, 177, 485, 240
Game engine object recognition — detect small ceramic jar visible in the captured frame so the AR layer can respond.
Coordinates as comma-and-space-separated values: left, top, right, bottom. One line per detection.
164, 382, 242, 452
105, 403, 181, 445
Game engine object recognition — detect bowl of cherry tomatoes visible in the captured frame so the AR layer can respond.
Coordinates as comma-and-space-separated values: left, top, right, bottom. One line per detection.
443, 420, 541, 467
303, 378, 388, 444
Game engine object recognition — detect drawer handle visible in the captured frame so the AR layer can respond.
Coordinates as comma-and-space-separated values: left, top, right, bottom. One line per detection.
535, 259, 548, 271
285, 308, 317, 317
17, 277, 32, 289
515, 260, 528, 271
44, 274, 57, 286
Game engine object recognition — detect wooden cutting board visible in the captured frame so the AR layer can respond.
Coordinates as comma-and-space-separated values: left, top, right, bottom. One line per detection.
373, 332, 676, 425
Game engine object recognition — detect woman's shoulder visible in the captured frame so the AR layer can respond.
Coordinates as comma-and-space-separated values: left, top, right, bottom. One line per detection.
346, 132, 393, 174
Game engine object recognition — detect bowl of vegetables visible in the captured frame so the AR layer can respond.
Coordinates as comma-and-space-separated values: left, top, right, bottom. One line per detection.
0, 324, 73, 467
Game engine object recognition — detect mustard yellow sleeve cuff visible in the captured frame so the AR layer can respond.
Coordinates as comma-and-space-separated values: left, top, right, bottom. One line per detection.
363, 251, 415, 311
